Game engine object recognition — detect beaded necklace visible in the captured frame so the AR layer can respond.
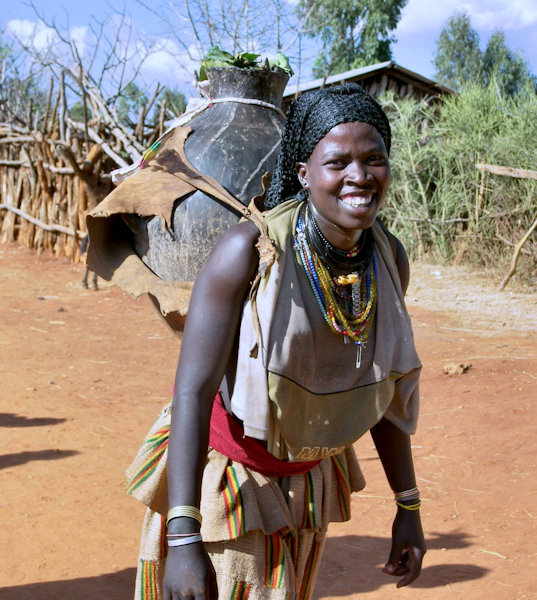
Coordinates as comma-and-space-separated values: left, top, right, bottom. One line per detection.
294, 205, 377, 368
306, 209, 373, 269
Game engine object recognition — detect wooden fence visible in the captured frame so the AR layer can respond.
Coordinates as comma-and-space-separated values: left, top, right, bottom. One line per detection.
0, 125, 113, 261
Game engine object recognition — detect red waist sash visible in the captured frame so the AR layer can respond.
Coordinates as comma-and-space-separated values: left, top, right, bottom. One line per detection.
209, 392, 321, 477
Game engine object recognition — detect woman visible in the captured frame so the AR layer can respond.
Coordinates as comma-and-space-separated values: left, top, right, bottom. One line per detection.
133, 83, 425, 600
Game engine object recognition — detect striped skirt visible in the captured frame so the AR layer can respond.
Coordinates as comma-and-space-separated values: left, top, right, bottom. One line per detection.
128, 406, 366, 600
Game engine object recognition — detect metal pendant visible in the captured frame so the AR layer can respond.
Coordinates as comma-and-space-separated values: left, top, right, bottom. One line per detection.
356, 342, 363, 369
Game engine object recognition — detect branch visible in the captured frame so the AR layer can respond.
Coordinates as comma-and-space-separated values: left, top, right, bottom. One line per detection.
0, 203, 85, 237
67, 118, 130, 167
498, 216, 537, 290
476, 163, 537, 181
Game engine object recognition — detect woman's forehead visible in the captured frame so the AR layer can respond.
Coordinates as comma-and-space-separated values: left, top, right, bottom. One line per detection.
311, 121, 387, 153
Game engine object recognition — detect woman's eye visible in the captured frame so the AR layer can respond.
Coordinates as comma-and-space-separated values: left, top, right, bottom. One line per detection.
325, 159, 346, 168
367, 155, 387, 165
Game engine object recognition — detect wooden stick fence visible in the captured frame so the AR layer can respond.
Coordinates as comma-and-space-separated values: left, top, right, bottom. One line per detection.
0, 67, 169, 261
0, 129, 111, 261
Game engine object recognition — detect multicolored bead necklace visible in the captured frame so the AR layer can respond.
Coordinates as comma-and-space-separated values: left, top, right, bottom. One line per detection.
308, 211, 371, 263
295, 205, 377, 368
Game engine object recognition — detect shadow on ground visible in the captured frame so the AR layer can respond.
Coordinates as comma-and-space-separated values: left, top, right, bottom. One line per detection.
0, 449, 79, 470
0, 568, 136, 600
313, 532, 488, 597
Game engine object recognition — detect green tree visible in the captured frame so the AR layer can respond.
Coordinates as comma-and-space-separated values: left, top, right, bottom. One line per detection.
69, 101, 93, 122
149, 87, 187, 126
157, 87, 187, 118
482, 31, 536, 96
297, 0, 408, 79
0, 35, 47, 127
434, 14, 536, 95
433, 13, 483, 90
117, 82, 149, 127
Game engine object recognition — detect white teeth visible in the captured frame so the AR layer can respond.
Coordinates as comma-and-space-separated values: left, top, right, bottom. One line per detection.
340, 195, 371, 207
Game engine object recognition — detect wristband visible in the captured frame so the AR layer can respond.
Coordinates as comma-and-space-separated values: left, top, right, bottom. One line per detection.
167, 534, 202, 547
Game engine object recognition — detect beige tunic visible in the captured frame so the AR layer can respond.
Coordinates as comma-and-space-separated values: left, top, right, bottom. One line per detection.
230, 199, 422, 461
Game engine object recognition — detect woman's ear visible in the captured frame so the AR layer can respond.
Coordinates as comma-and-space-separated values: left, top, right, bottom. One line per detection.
295, 162, 309, 189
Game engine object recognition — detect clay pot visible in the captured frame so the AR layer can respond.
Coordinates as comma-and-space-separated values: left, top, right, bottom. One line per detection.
129, 66, 288, 282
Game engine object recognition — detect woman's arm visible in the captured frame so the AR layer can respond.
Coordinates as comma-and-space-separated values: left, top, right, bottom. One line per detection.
163, 220, 260, 600
370, 417, 426, 588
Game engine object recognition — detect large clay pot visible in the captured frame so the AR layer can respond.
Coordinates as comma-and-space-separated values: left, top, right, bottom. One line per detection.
128, 67, 288, 282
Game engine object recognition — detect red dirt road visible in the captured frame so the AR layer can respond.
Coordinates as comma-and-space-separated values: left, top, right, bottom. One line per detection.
1, 242, 536, 600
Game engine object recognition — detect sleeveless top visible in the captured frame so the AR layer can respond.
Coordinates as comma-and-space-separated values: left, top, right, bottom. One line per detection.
228, 199, 422, 461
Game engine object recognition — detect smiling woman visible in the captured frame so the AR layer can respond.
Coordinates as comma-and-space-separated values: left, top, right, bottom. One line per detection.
126, 83, 425, 600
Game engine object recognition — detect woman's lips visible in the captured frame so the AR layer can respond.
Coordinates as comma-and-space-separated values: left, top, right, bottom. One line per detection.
339, 193, 374, 207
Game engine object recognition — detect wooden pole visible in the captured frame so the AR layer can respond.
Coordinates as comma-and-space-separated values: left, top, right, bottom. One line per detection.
0, 203, 85, 237
476, 163, 537, 181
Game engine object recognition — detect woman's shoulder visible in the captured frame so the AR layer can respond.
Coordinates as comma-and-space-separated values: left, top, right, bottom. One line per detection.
208, 220, 260, 271
263, 199, 302, 247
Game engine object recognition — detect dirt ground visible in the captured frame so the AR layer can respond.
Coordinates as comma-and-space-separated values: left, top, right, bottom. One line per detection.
1, 241, 536, 600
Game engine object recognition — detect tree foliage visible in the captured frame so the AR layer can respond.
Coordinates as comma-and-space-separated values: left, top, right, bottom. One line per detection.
151, 87, 187, 123
117, 82, 149, 127
433, 13, 482, 90
0, 34, 48, 126
482, 31, 535, 96
297, 0, 408, 79
434, 13, 536, 95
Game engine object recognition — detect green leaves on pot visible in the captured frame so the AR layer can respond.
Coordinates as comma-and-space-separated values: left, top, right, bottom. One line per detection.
198, 46, 293, 80
268, 52, 294, 77
198, 46, 235, 80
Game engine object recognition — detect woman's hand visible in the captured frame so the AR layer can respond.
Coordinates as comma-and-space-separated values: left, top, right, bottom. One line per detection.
163, 543, 218, 600
382, 507, 426, 587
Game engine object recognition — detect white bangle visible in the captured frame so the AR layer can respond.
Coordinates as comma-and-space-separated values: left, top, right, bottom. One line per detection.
167, 534, 202, 547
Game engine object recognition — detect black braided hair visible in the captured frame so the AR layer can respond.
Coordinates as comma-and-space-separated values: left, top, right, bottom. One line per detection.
265, 83, 391, 209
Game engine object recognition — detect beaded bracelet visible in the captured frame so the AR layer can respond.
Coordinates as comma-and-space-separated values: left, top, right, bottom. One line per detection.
394, 486, 420, 502
166, 505, 203, 526
167, 534, 202, 547
396, 500, 421, 511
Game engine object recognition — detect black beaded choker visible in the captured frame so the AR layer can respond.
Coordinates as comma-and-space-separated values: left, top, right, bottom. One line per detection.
304, 205, 374, 273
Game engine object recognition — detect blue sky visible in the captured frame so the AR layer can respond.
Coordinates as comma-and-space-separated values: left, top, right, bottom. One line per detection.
3, 0, 537, 97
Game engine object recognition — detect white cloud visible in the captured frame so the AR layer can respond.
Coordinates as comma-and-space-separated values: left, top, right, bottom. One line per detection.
6, 18, 90, 57
138, 38, 200, 89
6, 19, 57, 51
396, 0, 537, 34
69, 25, 89, 55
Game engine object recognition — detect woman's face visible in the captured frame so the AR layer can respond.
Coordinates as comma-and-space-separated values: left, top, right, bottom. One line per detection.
296, 121, 390, 250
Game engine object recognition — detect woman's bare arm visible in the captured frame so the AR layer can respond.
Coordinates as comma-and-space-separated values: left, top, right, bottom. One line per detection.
163, 220, 260, 599
370, 418, 426, 588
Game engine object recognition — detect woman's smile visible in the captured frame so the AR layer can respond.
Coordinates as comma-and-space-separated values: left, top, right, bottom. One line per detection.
339, 191, 374, 208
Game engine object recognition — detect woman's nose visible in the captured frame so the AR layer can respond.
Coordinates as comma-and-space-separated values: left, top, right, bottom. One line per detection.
345, 160, 370, 183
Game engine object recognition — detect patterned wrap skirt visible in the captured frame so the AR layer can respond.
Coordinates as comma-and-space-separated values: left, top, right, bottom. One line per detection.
127, 404, 366, 600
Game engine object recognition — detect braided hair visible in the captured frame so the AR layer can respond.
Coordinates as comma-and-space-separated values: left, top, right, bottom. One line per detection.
265, 83, 391, 209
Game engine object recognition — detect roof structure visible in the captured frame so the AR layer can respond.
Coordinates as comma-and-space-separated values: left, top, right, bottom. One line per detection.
282, 61, 454, 111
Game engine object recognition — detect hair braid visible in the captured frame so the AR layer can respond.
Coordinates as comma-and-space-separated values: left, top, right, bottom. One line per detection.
266, 83, 391, 209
